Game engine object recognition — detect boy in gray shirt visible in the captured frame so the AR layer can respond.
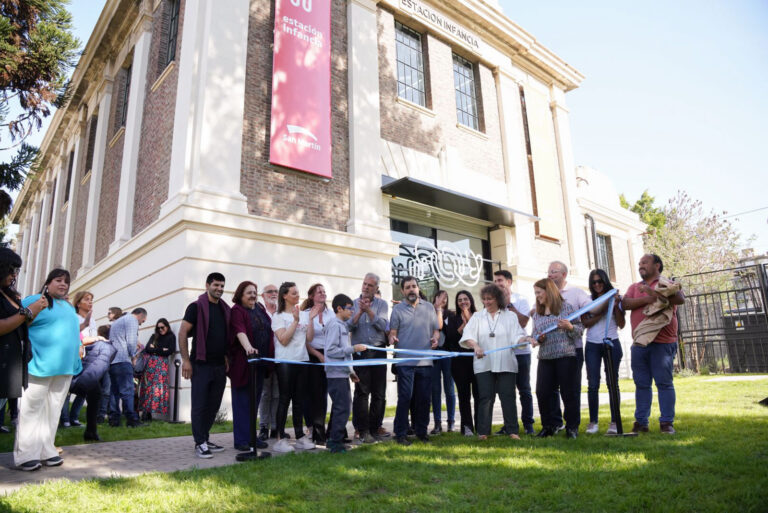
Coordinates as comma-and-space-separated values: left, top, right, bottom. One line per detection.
325, 294, 367, 453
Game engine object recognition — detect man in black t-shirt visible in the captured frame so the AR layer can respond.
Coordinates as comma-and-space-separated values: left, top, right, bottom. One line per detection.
178, 272, 231, 458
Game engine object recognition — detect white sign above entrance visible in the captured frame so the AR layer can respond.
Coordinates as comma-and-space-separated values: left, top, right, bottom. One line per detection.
405, 240, 484, 288
397, 0, 483, 56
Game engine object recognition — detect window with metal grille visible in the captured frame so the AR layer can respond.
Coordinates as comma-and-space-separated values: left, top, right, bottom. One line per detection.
48, 178, 56, 225
63, 150, 74, 203
166, 0, 180, 66
395, 21, 426, 107
85, 115, 98, 173
453, 53, 478, 130
596, 233, 615, 281
118, 65, 132, 128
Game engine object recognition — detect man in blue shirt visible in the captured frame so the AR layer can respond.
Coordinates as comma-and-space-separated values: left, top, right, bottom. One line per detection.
108, 308, 147, 427
389, 276, 439, 445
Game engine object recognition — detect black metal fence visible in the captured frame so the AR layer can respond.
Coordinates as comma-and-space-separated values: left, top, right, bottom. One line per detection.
675, 264, 768, 373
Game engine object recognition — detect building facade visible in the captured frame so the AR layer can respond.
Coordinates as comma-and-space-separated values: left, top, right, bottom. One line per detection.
11, 0, 645, 419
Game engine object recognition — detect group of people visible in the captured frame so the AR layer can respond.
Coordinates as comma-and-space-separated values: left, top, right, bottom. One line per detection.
0, 243, 684, 469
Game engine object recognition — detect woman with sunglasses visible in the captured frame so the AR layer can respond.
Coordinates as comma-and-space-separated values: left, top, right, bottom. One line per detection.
446, 290, 478, 436
15, 269, 80, 470
0, 249, 46, 440
582, 269, 626, 435
138, 318, 176, 422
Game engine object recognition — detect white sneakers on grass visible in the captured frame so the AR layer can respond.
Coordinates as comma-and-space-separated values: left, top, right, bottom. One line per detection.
273, 439, 295, 453
295, 436, 316, 450
606, 423, 618, 435
586, 422, 599, 434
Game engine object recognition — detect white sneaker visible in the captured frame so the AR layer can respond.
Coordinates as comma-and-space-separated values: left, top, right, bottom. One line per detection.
586, 422, 599, 434
273, 439, 295, 453
606, 422, 618, 435
195, 443, 213, 459
463, 425, 474, 437
295, 436, 316, 450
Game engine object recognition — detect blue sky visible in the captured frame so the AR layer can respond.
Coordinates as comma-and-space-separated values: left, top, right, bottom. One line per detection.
498, 0, 768, 253
11, 1, 768, 253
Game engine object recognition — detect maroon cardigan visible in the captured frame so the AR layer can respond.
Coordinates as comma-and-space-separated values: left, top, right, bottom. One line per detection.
227, 303, 275, 388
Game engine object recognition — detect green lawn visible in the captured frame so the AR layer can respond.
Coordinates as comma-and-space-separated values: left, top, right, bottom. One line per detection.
1, 375, 766, 512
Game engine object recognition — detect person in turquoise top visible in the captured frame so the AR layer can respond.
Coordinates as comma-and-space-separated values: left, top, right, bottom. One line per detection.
14, 269, 81, 471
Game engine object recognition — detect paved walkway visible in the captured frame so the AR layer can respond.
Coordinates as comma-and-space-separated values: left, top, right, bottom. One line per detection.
0, 391, 635, 495
702, 375, 768, 382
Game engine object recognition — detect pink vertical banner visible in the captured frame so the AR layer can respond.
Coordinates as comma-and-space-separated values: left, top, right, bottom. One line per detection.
269, 0, 332, 179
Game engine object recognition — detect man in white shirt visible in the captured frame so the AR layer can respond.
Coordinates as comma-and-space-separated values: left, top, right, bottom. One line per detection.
547, 260, 591, 430
493, 270, 534, 435
258, 284, 283, 440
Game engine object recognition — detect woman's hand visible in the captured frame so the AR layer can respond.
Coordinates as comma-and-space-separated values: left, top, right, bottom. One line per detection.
28, 295, 48, 316
557, 319, 574, 332
244, 344, 257, 356
473, 345, 485, 359
309, 303, 323, 320
353, 344, 367, 353
461, 307, 472, 323
292, 305, 300, 322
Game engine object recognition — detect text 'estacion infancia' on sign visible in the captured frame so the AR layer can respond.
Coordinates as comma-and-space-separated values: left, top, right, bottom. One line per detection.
281, 15, 325, 48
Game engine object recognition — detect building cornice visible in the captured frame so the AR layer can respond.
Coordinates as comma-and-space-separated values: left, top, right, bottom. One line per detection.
577, 197, 647, 233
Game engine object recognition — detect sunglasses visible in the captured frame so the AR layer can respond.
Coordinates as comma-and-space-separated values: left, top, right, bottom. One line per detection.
590, 279, 604, 285
264, 290, 278, 294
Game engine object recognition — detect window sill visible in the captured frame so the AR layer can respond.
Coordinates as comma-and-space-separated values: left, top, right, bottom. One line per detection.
151, 61, 175, 93
535, 234, 561, 245
109, 126, 125, 148
455, 122, 487, 140
396, 96, 436, 118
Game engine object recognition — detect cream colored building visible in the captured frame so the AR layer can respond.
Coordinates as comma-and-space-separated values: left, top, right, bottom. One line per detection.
11, 0, 645, 419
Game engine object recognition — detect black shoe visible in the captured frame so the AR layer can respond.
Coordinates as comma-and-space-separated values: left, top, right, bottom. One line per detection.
396, 436, 412, 446
536, 427, 556, 438
566, 428, 578, 439
447, 422, 455, 433
206, 441, 225, 453
235, 444, 251, 452
127, 421, 145, 428
254, 438, 268, 449
417, 434, 430, 443
406, 427, 415, 436
17, 460, 41, 471
259, 427, 269, 441
524, 425, 535, 435
44, 456, 63, 467
277, 431, 291, 439
83, 431, 101, 442
429, 425, 442, 435
269, 429, 279, 439
496, 427, 507, 435
97, 416, 107, 424
70, 420, 82, 427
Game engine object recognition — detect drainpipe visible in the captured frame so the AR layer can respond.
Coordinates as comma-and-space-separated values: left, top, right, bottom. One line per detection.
584, 213, 598, 271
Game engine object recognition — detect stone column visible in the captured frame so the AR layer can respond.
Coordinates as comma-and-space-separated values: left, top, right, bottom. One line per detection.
80, 78, 114, 273
22, 202, 41, 295
110, 14, 154, 252
346, 0, 389, 238
44, 162, 67, 272
160, 0, 250, 217
33, 185, 53, 290
550, 86, 587, 276
16, 221, 30, 293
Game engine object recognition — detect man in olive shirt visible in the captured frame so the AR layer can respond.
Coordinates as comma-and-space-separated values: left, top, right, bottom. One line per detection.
389, 276, 439, 445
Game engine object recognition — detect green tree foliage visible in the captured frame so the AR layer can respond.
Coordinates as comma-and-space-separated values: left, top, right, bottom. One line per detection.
641, 191, 744, 279
0, 0, 80, 217
620, 190, 666, 233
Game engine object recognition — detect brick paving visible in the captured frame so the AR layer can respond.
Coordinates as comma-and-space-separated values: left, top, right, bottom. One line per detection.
0, 392, 635, 495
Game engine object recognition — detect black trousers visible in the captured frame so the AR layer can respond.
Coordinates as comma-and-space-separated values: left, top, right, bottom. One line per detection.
476, 371, 518, 436
276, 363, 309, 439
352, 363, 387, 435
83, 388, 101, 437
307, 351, 328, 442
537, 356, 581, 431
451, 356, 479, 433
551, 347, 583, 426
190, 362, 227, 445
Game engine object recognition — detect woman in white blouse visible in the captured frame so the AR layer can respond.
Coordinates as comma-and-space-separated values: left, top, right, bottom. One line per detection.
271, 282, 315, 453
301, 283, 333, 445
460, 284, 529, 440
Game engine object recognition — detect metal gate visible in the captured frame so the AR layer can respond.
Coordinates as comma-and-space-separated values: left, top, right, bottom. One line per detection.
676, 264, 768, 373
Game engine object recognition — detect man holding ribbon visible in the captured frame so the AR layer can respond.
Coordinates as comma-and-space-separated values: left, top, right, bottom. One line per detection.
389, 276, 439, 446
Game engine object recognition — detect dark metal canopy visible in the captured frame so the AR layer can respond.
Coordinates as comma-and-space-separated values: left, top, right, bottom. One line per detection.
381, 175, 538, 227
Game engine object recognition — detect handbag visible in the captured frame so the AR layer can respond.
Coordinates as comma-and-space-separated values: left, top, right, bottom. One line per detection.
133, 349, 149, 376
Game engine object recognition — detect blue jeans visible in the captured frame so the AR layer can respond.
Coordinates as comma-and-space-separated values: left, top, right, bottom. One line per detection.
394, 365, 431, 438
586, 340, 623, 423
431, 357, 455, 426
515, 353, 534, 430
70, 394, 86, 423
109, 362, 138, 423
631, 343, 677, 425
98, 371, 111, 417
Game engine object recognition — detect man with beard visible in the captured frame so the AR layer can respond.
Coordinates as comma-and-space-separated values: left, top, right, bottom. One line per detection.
257, 284, 284, 440
622, 254, 685, 434
389, 276, 439, 445
347, 273, 390, 443
179, 273, 231, 458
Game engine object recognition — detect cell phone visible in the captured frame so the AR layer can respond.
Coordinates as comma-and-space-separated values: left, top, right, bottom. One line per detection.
43, 285, 48, 296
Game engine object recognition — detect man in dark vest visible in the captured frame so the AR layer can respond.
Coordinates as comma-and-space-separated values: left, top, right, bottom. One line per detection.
179, 272, 231, 458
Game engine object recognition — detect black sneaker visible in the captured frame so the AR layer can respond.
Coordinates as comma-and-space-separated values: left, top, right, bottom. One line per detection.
417, 434, 430, 443
259, 427, 269, 441
235, 444, 251, 452
254, 438, 269, 449
495, 427, 507, 435
406, 427, 415, 436
396, 436, 412, 446
195, 443, 213, 458
206, 441, 225, 452
17, 460, 41, 471
70, 420, 83, 427
44, 456, 63, 467
429, 425, 442, 435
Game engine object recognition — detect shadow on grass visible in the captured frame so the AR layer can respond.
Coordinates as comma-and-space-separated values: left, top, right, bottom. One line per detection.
3, 411, 764, 513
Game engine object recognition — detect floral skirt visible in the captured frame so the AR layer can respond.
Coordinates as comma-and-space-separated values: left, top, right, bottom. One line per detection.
139, 356, 170, 416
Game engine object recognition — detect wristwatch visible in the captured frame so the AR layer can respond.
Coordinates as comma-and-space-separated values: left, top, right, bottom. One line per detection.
18, 306, 33, 321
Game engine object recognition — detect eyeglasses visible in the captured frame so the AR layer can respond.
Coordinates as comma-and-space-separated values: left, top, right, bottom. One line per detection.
264, 290, 278, 294
344, 305, 354, 311
590, 279, 604, 285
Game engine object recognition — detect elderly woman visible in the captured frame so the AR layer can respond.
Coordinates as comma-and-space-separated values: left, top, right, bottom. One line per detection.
227, 281, 272, 451
63, 290, 97, 427
271, 281, 314, 453
460, 284, 528, 440
15, 269, 81, 470
529, 278, 584, 439
139, 318, 177, 422
301, 283, 332, 445
0, 249, 46, 443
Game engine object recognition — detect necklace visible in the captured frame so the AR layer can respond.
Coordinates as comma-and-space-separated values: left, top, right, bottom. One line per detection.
486, 310, 500, 338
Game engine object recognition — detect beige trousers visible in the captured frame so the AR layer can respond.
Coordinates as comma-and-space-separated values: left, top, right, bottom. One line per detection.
14, 374, 72, 466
